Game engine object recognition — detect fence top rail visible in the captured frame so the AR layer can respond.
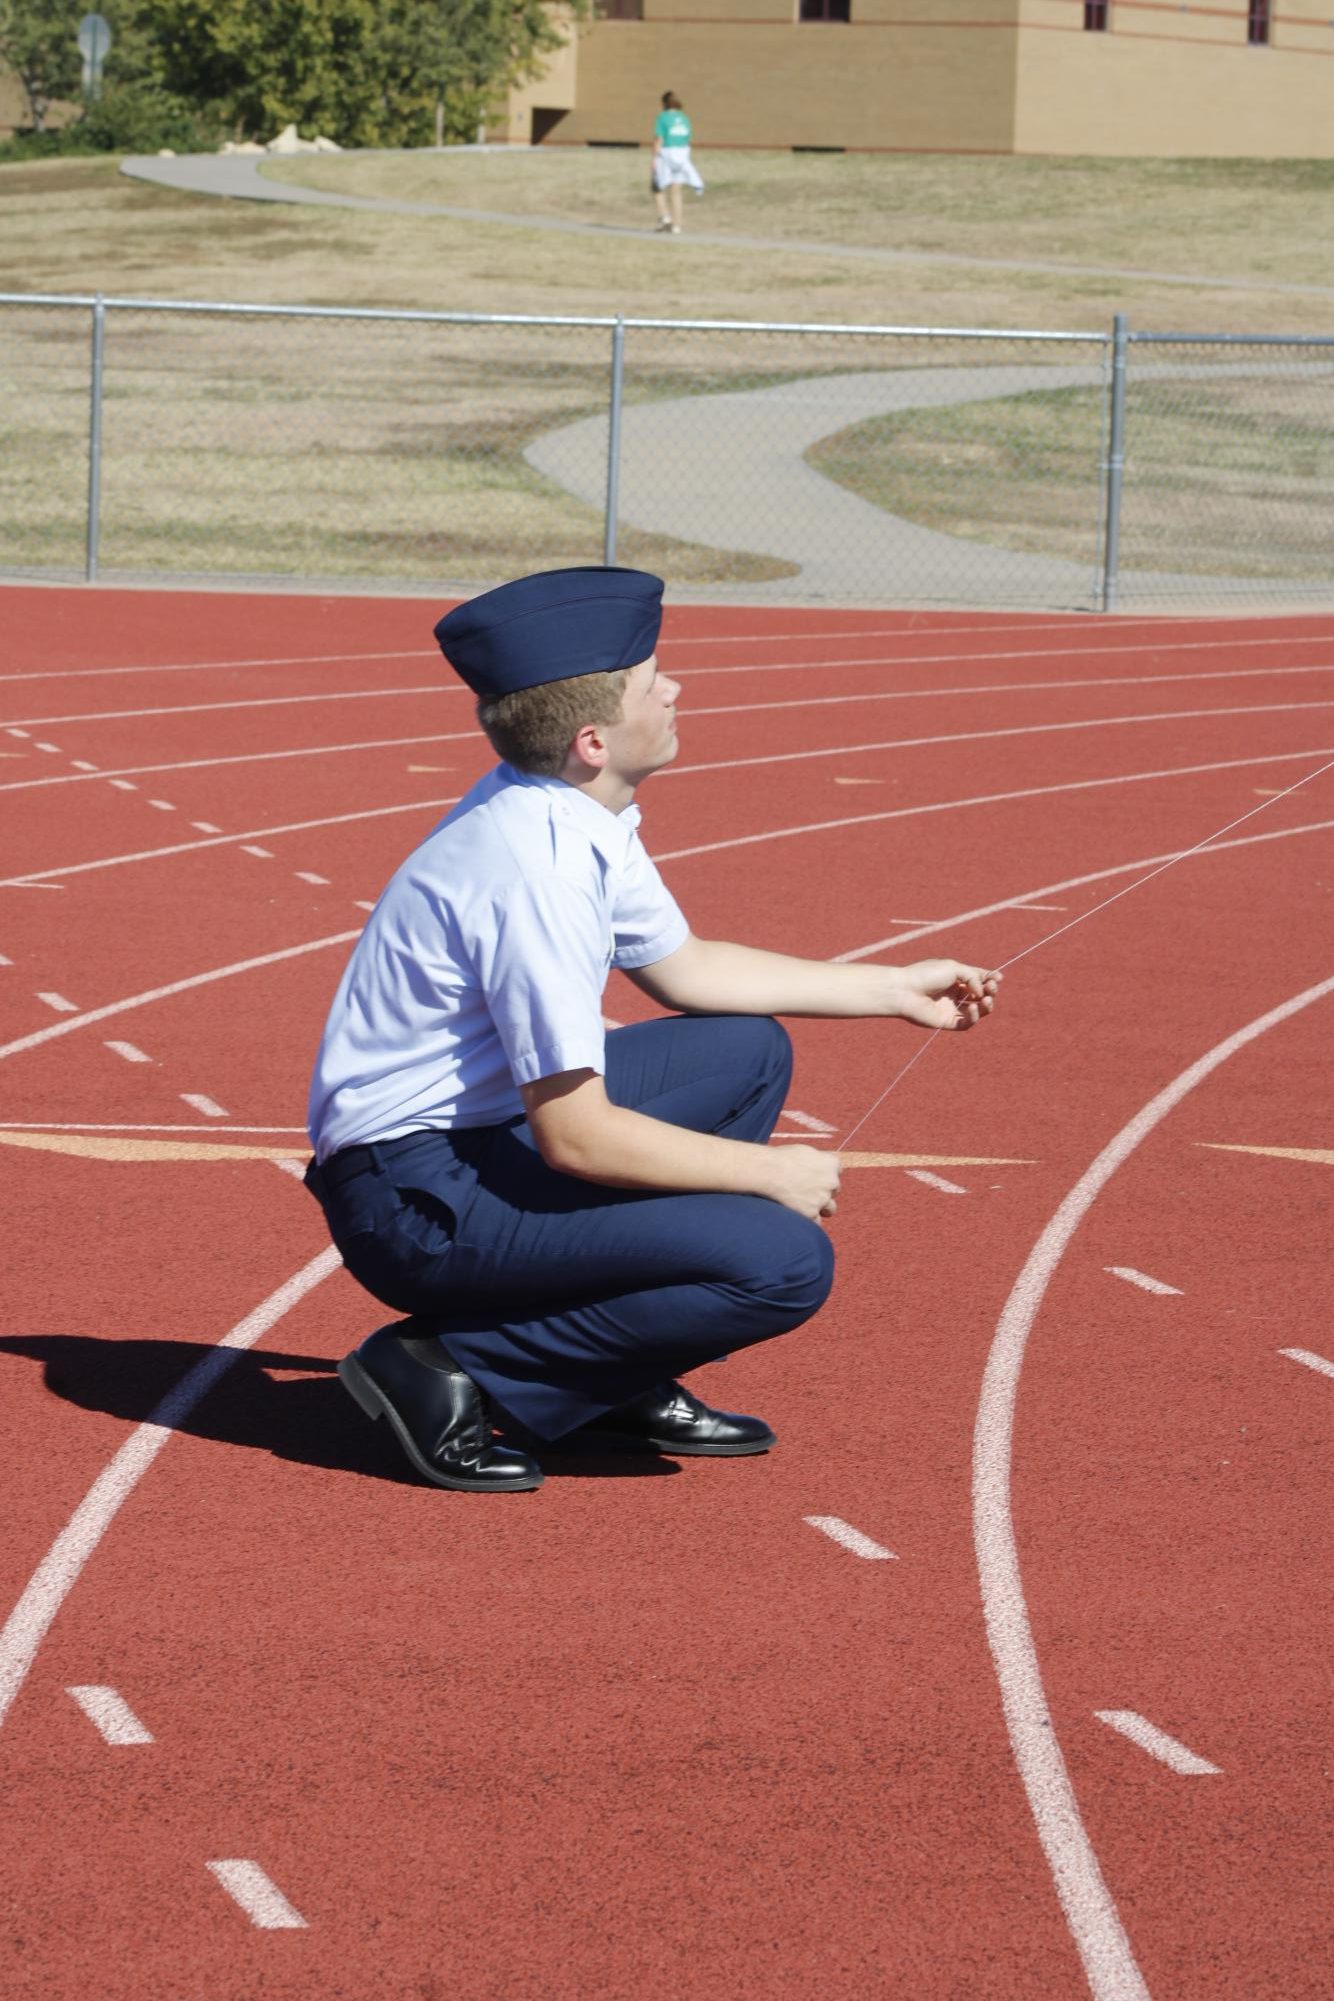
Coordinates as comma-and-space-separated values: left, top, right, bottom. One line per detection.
0, 291, 1109, 343
1131, 330, 1334, 348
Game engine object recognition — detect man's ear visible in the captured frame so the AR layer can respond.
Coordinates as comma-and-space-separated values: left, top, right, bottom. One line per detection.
567, 721, 610, 774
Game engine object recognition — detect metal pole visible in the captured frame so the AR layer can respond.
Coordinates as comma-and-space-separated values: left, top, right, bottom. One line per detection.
86, 293, 106, 583
603, 316, 625, 567
1100, 311, 1129, 614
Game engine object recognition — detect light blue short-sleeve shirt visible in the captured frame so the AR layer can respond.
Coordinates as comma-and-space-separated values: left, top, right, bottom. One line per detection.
307, 764, 689, 1160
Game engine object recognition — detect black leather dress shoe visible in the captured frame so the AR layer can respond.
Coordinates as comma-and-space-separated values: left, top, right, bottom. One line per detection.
573, 1380, 776, 1457
338, 1324, 544, 1492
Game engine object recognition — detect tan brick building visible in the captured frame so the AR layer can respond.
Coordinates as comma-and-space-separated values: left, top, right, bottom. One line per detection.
497, 0, 1334, 157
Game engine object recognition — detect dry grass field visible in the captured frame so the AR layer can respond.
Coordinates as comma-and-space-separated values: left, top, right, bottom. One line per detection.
1, 149, 1331, 593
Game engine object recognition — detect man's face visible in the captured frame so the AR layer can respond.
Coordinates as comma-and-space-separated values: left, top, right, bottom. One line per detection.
603, 655, 680, 785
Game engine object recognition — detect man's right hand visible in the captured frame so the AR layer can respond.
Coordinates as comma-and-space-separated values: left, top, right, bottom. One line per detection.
764, 1143, 841, 1221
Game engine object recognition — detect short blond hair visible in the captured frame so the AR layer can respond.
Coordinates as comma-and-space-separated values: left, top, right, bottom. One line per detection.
477, 666, 630, 777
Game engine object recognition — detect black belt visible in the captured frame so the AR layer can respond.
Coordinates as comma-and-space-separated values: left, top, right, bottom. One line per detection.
307, 1127, 452, 1200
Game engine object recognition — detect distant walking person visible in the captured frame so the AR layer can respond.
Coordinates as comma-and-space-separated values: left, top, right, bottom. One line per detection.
652, 90, 704, 235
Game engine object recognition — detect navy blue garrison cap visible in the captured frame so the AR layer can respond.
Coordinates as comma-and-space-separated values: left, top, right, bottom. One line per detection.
434, 566, 664, 701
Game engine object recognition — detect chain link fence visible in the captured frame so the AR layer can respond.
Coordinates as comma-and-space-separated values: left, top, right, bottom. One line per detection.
2, 294, 1331, 610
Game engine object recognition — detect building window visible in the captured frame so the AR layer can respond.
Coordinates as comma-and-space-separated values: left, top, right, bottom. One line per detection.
1083, 0, 1109, 27
799, 1, 852, 21
595, 0, 643, 18
1247, 0, 1269, 41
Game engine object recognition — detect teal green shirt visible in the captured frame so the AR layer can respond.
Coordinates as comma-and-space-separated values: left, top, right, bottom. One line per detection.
655, 110, 692, 149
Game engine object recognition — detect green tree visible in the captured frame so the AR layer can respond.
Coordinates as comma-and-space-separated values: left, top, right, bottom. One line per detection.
0, 0, 84, 131
369, 0, 585, 148
126, 0, 384, 143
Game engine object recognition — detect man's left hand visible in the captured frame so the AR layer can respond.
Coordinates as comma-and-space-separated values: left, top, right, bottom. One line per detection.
890, 960, 1000, 1032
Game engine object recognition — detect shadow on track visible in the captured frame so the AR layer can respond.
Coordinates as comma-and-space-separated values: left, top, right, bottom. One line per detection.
0, 1334, 681, 1484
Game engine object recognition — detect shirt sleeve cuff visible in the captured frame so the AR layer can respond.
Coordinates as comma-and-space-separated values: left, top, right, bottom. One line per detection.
613, 910, 690, 971
508, 1035, 607, 1087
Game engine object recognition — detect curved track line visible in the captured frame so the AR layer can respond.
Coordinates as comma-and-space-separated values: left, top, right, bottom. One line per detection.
0, 929, 362, 1060
833, 814, 1334, 960
0, 1242, 343, 1730
689, 635, 1334, 681
656, 747, 1334, 864
0, 648, 434, 688
1, 796, 456, 888
3, 819, 1330, 1069
972, 973, 1334, 2001
1, 683, 448, 730
8, 675, 1334, 800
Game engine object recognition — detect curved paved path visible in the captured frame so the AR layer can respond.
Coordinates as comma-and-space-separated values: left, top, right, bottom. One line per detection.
122, 153, 1334, 300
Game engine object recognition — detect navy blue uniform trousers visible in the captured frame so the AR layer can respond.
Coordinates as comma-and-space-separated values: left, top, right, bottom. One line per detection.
306, 1015, 834, 1439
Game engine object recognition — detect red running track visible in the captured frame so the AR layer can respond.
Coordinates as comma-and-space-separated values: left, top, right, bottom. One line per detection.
1, 587, 1331, 2000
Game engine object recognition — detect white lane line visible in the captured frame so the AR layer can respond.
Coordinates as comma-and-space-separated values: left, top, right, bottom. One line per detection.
69, 759, 99, 771
906, 1168, 968, 1195
1, 795, 457, 888
180, 1093, 229, 1118
65, 1684, 154, 1745
1094, 1712, 1222, 1776
294, 871, 329, 885
0, 1242, 342, 1730
783, 1109, 837, 1134
205, 1859, 309, 1929
659, 748, 1334, 869
1106, 1265, 1182, 1296
0, 929, 363, 1062
271, 1156, 309, 1181
671, 697, 1334, 781
36, 991, 78, 1013
192, 821, 221, 834
108, 778, 138, 791
1, 682, 442, 730
804, 1516, 897, 1560
146, 799, 176, 812
1010, 902, 1066, 912
104, 1040, 153, 1063
1279, 1346, 1334, 1381
675, 631, 1334, 679
974, 974, 1334, 2001
240, 845, 274, 859
0, 728, 478, 795
0, 645, 433, 686
0, 1121, 308, 1133
835, 811, 1334, 963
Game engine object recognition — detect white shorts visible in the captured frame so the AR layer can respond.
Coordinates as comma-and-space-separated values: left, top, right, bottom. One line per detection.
654, 147, 705, 194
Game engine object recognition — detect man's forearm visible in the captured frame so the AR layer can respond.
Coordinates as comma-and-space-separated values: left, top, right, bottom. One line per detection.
550, 1098, 782, 1197
653, 938, 903, 1018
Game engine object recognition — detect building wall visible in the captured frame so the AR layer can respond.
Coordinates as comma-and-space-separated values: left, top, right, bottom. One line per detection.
541, 4, 1022, 153
1014, 0, 1334, 155
500, 0, 1334, 157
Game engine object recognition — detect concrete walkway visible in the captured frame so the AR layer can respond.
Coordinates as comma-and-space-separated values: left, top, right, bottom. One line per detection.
121, 153, 1334, 301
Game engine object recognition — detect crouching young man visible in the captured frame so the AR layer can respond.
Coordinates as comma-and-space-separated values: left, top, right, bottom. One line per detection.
304, 567, 997, 1494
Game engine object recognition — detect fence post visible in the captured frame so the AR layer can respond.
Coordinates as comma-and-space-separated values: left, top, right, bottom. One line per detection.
603, 316, 625, 567
1099, 311, 1128, 613
86, 293, 107, 583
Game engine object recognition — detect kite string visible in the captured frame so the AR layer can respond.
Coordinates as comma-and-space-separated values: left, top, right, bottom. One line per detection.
835, 752, 1334, 1150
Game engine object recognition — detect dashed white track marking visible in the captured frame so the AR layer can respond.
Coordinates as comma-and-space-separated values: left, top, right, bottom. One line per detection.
103, 1040, 153, 1064
205, 1859, 309, 1930
0, 930, 363, 1062
108, 778, 138, 791
33, 741, 60, 753
5, 726, 30, 737
0, 951, 12, 965
974, 973, 1334, 2001
0, 727, 478, 795
1, 682, 441, 730
1, 795, 456, 888
271, 1156, 308, 1181
1105, 1266, 1182, 1296
353, 899, 376, 912
240, 844, 274, 859
294, 871, 329, 885
1279, 1346, 1334, 1381
65, 1685, 154, 1745
180, 1093, 228, 1118
804, 1516, 897, 1560
191, 821, 221, 834
783, 1109, 837, 1134
0, 1242, 343, 1729
146, 799, 175, 812
69, 760, 99, 771
1094, 1712, 1221, 1776
906, 1169, 968, 1195
36, 991, 77, 1013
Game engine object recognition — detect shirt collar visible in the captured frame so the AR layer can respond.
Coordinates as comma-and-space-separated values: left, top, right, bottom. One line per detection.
501, 764, 641, 861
